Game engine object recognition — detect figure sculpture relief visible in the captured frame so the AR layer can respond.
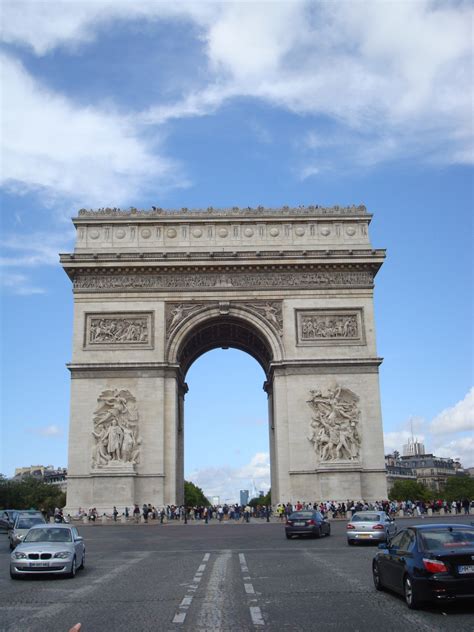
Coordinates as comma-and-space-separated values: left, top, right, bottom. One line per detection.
88, 316, 149, 344
91, 389, 141, 468
166, 303, 203, 337
300, 313, 358, 340
307, 385, 361, 461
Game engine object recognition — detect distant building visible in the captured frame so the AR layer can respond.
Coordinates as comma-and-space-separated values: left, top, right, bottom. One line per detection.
13, 465, 67, 492
240, 490, 249, 506
466, 467, 474, 478
402, 438, 425, 456
385, 453, 417, 492
385, 452, 464, 493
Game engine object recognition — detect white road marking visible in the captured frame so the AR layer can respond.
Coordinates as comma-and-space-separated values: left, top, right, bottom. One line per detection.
250, 606, 265, 626
171, 552, 210, 625
239, 553, 265, 626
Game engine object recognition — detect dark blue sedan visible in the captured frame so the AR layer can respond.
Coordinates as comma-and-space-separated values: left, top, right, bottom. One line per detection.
285, 510, 330, 539
372, 524, 474, 609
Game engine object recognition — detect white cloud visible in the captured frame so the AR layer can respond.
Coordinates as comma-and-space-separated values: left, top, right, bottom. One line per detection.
0, 272, 46, 295
1, 0, 472, 215
433, 437, 474, 469
430, 388, 474, 435
187, 452, 270, 503
0, 53, 185, 208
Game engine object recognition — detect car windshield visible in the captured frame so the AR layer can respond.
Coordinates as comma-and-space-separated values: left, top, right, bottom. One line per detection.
290, 512, 314, 519
24, 528, 73, 543
351, 514, 381, 522
420, 529, 474, 551
16, 517, 44, 529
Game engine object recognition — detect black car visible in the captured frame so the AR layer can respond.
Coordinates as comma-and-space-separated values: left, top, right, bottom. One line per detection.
372, 524, 474, 609
285, 510, 331, 539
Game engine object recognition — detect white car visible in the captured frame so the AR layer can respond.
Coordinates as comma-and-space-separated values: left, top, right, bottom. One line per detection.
346, 511, 397, 545
10, 524, 85, 579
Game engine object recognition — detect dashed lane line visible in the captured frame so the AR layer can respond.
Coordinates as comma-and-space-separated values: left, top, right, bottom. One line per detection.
239, 553, 265, 627
171, 552, 210, 625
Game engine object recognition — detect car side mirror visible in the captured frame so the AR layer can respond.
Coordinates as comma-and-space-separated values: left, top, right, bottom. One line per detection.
75, 536, 83, 542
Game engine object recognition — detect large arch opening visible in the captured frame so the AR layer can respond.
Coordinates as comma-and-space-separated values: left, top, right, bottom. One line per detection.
173, 314, 278, 506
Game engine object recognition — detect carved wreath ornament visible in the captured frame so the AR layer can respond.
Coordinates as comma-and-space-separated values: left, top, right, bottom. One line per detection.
307, 385, 361, 462
91, 389, 142, 468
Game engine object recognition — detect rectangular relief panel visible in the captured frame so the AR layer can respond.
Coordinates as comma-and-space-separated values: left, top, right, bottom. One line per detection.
84, 312, 154, 349
295, 308, 365, 346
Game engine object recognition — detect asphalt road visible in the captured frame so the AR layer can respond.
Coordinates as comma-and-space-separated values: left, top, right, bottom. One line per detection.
1, 515, 473, 632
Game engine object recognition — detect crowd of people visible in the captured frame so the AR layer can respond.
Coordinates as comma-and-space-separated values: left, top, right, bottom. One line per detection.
69, 496, 472, 523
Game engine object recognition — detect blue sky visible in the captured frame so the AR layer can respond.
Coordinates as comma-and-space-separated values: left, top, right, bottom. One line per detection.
0, 1, 472, 502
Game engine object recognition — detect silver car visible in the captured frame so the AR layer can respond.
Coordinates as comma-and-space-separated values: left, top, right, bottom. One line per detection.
346, 511, 396, 545
10, 524, 85, 579
9, 512, 46, 549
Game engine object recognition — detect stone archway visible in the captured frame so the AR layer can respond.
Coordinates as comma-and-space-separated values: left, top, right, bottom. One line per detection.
166, 304, 284, 504
61, 205, 387, 512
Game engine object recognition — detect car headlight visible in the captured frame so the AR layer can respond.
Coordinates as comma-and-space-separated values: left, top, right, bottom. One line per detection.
13, 551, 27, 559
53, 551, 71, 559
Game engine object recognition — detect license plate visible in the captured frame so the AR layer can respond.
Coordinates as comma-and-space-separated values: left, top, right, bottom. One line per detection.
29, 562, 49, 567
458, 565, 474, 574
294, 521, 305, 526
358, 534, 371, 538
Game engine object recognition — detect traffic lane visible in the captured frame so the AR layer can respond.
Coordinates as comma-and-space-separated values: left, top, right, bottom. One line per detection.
248, 530, 474, 631
0, 543, 214, 632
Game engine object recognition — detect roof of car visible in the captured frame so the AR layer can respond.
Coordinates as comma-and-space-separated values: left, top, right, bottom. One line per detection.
28, 523, 72, 529
409, 523, 474, 531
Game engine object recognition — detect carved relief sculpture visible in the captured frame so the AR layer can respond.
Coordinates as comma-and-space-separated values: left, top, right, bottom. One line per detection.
91, 389, 142, 468
307, 385, 361, 461
166, 303, 204, 337
85, 313, 153, 348
75, 269, 373, 292
245, 301, 283, 335
301, 313, 358, 340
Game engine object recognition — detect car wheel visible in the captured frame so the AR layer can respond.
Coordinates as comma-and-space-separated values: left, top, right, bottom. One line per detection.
79, 550, 85, 570
326, 526, 331, 537
347, 540, 355, 546
316, 527, 322, 538
68, 556, 77, 579
285, 533, 291, 539
372, 562, 384, 591
10, 570, 19, 580
404, 575, 421, 610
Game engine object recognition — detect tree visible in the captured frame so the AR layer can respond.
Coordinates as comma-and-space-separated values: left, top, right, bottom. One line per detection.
0, 475, 66, 513
184, 480, 210, 507
249, 489, 271, 508
388, 480, 430, 502
442, 475, 474, 502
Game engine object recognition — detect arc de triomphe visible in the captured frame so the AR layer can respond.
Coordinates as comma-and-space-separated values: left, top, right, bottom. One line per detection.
61, 205, 387, 512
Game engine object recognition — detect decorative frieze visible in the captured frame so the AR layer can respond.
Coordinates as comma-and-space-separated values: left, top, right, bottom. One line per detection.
307, 385, 361, 462
84, 312, 153, 349
296, 309, 364, 346
91, 389, 142, 470
74, 269, 373, 292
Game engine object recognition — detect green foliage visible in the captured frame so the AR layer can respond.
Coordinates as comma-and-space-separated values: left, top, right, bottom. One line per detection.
249, 489, 271, 507
441, 475, 474, 502
0, 475, 66, 512
388, 480, 430, 502
184, 480, 210, 507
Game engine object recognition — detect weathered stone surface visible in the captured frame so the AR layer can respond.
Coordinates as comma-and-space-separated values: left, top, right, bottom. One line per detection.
62, 206, 387, 513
